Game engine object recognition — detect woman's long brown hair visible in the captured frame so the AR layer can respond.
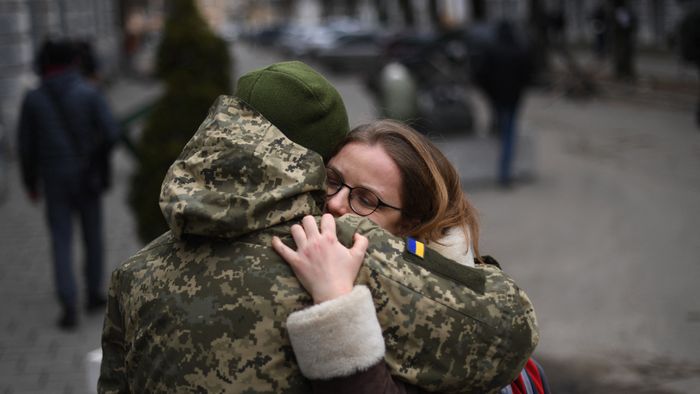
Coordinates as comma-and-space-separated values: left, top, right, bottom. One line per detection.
332, 119, 481, 259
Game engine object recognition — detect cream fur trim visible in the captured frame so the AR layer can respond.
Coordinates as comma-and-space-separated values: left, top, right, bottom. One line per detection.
429, 226, 475, 267
286, 285, 385, 379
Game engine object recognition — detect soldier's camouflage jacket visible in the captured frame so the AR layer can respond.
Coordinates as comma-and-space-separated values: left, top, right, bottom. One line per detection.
99, 96, 538, 393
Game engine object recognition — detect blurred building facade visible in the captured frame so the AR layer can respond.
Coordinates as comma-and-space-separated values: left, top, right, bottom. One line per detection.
1, 0, 694, 147
232, 0, 691, 49
485, 0, 692, 49
0, 0, 121, 149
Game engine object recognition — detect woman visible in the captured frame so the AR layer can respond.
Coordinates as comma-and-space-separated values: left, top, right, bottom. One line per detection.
273, 120, 549, 393
324, 119, 480, 264
274, 119, 479, 303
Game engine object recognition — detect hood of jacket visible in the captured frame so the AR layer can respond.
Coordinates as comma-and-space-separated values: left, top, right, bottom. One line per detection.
160, 95, 326, 239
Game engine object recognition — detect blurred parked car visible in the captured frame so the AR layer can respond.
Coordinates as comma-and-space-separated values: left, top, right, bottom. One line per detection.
278, 18, 380, 60
277, 25, 333, 57
241, 23, 289, 47
313, 31, 384, 74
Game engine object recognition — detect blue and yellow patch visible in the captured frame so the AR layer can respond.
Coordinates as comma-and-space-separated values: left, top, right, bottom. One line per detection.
406, 237, 425, 258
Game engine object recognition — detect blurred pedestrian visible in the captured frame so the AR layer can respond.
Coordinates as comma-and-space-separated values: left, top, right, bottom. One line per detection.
610, 0, 637, 80
547, 6, 567, 49
589, 2, 609, 60
678, 8, 700, 128
473, 21, 534, 187
17, 39, 119, 330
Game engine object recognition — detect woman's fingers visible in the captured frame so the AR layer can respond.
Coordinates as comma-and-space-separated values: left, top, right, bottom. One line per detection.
271, 236, 299, 266
301, 215, 321, 239
290, 224, 307, 249
273, 220, 370, 305
350, 233, 369, 259
319, 213, 337, 240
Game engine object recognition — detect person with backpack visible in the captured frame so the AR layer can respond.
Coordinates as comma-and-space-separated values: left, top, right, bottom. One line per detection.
17, 39, 119, 330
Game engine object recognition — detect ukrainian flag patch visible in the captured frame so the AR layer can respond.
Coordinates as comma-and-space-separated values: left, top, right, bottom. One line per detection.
406, 237, 425, 258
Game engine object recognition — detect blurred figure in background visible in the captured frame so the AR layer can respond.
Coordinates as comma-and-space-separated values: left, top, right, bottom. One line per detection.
678, 7, 700, 128
472, 21, 534, 187
17, 39, 119, 330
590, 2, 609, 60
610, 0, 637, 80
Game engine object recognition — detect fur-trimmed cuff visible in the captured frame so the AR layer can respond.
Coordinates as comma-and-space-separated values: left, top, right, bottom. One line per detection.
286, 285, 385, 379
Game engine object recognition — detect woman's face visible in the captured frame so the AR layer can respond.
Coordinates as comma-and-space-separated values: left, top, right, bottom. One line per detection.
325, 142, 405, 235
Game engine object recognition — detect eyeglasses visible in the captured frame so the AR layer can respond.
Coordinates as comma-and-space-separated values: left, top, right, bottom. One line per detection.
325, 167, 402, 216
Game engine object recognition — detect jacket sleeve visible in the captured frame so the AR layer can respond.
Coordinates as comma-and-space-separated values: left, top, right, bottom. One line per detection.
17, 94, 39, 194
307, 362, 416, 394
287, 285, 415, 394
98, 269, 129, 394
335, 215, 539, 394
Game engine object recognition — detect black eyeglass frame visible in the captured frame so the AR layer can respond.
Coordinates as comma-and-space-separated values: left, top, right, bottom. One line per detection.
325, 167, 402, 217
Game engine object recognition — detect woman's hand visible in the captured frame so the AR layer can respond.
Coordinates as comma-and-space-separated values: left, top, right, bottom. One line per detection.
272, 214, 368, 304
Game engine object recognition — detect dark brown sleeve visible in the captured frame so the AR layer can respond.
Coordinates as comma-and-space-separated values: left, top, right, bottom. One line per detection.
310, 361, 426, 394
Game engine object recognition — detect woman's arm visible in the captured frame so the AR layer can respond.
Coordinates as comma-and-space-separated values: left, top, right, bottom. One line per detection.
273, 214, 419, 393
275, 214, 539, 393
286, 285, 412, 394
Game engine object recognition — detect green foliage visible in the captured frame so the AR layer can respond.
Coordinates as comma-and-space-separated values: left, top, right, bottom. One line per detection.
129, 0, 233, 243
155, 0, 232, 88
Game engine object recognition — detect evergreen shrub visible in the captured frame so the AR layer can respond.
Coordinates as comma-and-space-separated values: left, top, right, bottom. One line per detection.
129, 0, 232, 243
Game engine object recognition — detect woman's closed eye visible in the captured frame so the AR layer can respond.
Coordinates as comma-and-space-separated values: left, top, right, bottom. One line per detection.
327, 178, 341, 190
353, 189, 379, 209
325, 168, 344, 193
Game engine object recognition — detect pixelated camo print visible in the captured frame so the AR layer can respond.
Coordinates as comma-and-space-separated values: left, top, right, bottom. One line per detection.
160, 95, 327, 239
99, 96, 537, 394
337, 215, 539, 393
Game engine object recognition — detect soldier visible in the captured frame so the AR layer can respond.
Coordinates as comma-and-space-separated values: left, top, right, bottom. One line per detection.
99, 61, 537, 393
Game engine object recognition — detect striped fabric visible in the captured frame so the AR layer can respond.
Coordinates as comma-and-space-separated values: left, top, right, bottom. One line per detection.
500, 358, 551, 394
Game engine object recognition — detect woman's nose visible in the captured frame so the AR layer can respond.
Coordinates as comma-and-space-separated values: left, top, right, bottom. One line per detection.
325, 187, 351, 216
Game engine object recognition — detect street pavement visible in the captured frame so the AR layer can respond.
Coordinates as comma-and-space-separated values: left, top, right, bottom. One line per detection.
0, 42, 698, 393
472, 93, 700, 393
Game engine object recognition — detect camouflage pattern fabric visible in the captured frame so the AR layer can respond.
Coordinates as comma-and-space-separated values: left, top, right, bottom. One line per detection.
336, 216, 538, 392
99, 96, 538, 393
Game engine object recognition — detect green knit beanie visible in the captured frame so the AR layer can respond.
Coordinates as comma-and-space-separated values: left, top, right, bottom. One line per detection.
235, 61, 349, 160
